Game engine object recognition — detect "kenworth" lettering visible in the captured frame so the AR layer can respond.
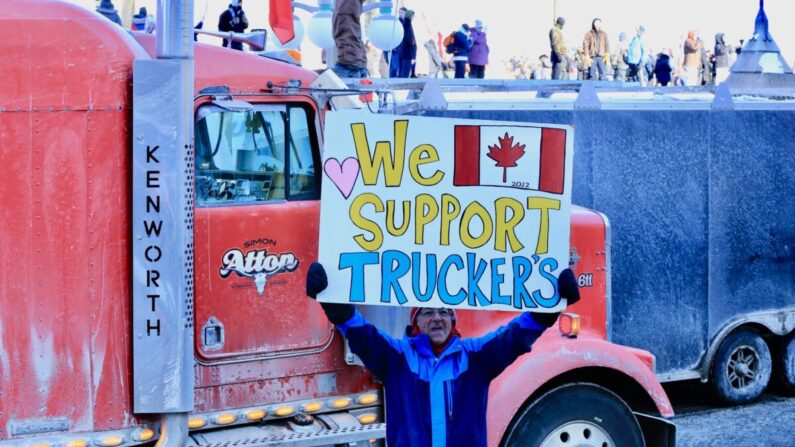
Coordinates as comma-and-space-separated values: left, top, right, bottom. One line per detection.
143, 144, 161, 336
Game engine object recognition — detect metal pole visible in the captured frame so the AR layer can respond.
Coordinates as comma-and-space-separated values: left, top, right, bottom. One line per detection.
156, 0, 194, 59
131, 0, 194, 442
553, 0, 559, 23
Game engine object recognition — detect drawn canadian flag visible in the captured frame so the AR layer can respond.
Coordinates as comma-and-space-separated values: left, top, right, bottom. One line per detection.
453, 125, 567, 194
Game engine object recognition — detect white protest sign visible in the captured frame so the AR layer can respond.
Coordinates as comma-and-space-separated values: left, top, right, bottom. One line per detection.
318, 111, 573, 312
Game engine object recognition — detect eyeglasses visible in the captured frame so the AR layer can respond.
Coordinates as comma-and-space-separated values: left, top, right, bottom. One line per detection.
417, 308, 454, 318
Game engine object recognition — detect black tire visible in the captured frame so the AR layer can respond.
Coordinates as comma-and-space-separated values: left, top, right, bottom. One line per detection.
776, 333, 795, 394
502, 383, 645, 447
710, 329, 772, 405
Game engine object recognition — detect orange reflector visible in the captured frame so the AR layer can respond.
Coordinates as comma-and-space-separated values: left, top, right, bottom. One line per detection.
31, 443, 52, 447
356, 394, 378, 405
358, 413, 377, 424
274, 406, 295, 417
331, 398, 351, 409
66, 440, 89, 447
558, 313, 580, 337
302, 402, 323, 412
188, 417, 207, 429
359, 79, 374, 103
98, 435, 124, 447
214, 413, 236, 425
286, 49, 302, 64
135, 428, 155, 442
244, 409, 266, 421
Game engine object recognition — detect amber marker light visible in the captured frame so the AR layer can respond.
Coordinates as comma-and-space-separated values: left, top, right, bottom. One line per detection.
356, 394, 378, 405
214, 413, 237, 425
558, 313, 580, 338
331, 398, 352, 409
188, 417, 208, 429
302, 402, 323, 412
66, 440, 89, 447
244, 409, 266, 421
98, 435, 124, 447
274, 406, 295, 417
358, 413, 378, 424
133, 428, 155, 442
30, 443, 52, 447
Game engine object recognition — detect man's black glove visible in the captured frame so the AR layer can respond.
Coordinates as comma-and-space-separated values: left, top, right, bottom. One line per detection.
306, 262, 328, 298
531, 268, 581, 328
558, 268, 580, 306
306, 262, 354, 325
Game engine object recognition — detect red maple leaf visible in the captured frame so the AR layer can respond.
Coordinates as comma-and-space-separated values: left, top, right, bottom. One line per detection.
486, 132, 526, 183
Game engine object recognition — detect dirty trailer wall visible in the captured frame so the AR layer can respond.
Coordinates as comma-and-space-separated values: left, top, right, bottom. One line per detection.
423, 108, 795, 375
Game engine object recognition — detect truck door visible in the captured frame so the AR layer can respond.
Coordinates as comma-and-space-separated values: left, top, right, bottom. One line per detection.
192, 99, 331, 363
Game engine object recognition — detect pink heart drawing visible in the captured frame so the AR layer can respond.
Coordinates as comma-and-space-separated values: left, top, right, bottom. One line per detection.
324, 157, 360, 199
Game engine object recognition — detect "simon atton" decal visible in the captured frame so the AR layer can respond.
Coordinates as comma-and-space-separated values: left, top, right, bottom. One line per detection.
219, 246, 300, 296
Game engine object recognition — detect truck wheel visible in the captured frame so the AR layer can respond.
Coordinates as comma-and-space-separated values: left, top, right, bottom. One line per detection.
710, 329, 772, 404
502, 383, 645, 447
776, 333, 795, 393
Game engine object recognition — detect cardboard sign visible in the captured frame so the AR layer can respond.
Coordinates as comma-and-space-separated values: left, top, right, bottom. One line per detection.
318, 111, 574, 312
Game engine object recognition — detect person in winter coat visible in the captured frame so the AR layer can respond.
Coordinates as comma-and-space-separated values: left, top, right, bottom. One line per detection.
654, 49, 674, 86
305, 262, 582, 447
468, 20, 489, 78
218, 0, 249, 50
582, 18, 610, 80
549, 17, 568, 80
714, 33, 732, 84
424, 39, 445, 78
396, 8, 417, 78
682, 30, 703, 86
452, 24, 473, 78
613, 32, 628, 82
700, 47, 713, 85
626, 25, 647, 84
131, 7, 147, 31
332, 0, 369, 78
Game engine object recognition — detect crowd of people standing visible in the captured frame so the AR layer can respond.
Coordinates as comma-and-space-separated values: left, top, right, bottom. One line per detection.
207, 0, 741, 86
440, 21, 491, 78
509, 16, 739, 87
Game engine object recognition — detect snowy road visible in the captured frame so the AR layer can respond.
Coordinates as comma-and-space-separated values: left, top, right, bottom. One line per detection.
667, 381, 795, 447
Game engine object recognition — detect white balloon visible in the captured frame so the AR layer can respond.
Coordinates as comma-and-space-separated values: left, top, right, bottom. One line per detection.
307, 11, 335, 49
367, 14, 404, 51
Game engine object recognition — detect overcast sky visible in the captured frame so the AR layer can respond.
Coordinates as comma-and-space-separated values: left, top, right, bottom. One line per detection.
70, 0, 792, 77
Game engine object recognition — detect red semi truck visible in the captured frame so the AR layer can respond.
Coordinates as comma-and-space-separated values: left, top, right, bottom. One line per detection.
0, 2, 674, 446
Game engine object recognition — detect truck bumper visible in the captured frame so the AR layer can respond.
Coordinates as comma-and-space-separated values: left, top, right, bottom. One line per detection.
188, 422, 385, 447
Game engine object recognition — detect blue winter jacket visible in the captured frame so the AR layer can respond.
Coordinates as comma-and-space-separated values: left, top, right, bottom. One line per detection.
627, 35, 646, 65
452, 30, 472, 59
337, 310, 547, 447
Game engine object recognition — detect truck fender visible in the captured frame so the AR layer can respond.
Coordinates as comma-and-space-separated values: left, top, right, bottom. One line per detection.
487, 332, 674, 447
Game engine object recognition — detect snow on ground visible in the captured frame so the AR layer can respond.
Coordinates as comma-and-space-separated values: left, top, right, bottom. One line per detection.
667, 381, 795, 447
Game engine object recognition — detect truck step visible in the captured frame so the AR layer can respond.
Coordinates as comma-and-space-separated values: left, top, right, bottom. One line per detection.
192, 423, 386, 447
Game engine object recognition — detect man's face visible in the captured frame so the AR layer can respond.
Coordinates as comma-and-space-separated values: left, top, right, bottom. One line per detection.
416, 308, 453, 345
399, 9, 405, 19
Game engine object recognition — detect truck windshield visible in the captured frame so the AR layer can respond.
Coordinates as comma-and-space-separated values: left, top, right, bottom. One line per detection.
194, 103, 319, 205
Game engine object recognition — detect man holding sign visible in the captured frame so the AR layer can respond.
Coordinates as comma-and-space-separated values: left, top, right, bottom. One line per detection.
306, 263, 580, 447
315, 112, 578, 445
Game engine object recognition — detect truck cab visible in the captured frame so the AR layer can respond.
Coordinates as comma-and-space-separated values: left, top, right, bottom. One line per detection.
0, 2, 674, 446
